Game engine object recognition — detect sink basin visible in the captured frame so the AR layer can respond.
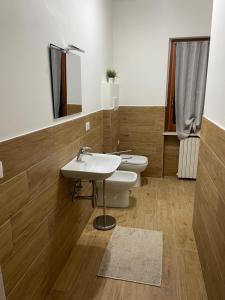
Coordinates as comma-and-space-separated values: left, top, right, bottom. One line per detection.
61, 153, 122, 180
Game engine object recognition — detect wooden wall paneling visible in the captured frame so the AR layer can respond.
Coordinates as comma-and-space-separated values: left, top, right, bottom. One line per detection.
0, 110, 102, 298
44, 202, 93, 296
11, 178, 68, 244
26, 143, 74, 200
163, 136, 180, 176
120, 126, 163, 144
103, 110, 112, 153
81, 126, 103, 149
111, 109, 119, 152
7, 243, 50, 300
81, 111, 103, 152
83, 111, 103, 130
194, 162, 225, 276
201, 118, 225, 172
1, 220, 49, 295
0, 128, 54, 184
119, 106, 165, 177
196, 183, 225, 280
0, 173, 30, 226
24, 200, 93, 300
0, 106, 169, 298
198, 133, 225, 201
193, 203, 225, 300
197, 160, 225, 232
47, 199, 90, 244
119, 106, 165, 128
0, 221, 13, 263
52, 118, 82, 151
103, 109, 119, 153
71, 138, 81, 156
193, 117, 225, 300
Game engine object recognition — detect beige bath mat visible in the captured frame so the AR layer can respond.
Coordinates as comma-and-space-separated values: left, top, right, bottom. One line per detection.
98, 226, 163, 286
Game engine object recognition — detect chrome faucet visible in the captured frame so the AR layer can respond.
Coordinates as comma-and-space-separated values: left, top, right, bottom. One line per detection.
76, 146, 92, 161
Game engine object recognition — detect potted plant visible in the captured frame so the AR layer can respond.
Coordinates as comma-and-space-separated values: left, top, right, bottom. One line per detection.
106, 69, 117, 83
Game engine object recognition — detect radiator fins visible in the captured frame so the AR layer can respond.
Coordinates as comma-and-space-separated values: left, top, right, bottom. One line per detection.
177, 137, 200, 179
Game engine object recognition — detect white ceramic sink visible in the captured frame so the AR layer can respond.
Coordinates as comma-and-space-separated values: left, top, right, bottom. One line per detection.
61, 153, 122, 180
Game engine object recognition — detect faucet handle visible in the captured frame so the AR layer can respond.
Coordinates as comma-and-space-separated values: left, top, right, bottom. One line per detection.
80, 146, 92, 154
82, 146, 91, 151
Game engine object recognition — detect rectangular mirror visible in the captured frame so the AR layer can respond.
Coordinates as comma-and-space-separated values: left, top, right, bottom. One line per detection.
49, 45, 82, 119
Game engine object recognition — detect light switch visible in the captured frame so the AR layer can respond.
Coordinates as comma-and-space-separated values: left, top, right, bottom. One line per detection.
0, 161, 3, 178
85, 122, 91, 132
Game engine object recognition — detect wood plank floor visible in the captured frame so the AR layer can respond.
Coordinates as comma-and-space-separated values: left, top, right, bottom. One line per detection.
47, 177, 207, 300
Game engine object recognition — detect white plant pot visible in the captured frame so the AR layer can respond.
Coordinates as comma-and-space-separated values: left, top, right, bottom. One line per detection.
108, 78, 114, 84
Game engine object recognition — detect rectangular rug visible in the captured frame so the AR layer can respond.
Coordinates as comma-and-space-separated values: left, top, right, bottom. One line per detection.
98, 226, 163, 286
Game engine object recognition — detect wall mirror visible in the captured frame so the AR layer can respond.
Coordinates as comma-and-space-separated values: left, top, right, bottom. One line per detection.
49, 44, 82, 119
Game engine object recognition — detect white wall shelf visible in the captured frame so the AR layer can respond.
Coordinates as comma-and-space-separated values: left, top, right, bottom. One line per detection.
101, 81, 120, 110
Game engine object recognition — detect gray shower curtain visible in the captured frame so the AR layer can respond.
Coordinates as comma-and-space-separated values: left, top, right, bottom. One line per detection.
175, 41, 209, 140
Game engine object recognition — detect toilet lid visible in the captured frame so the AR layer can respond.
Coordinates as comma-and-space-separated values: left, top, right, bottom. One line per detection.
120, 154, 148, 165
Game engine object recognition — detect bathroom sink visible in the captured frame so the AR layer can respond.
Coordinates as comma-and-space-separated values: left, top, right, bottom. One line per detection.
61, 153, 122, 180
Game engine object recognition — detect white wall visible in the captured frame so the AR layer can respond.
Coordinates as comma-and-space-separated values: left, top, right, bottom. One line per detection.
113, 0, 213, 106
0, 0, 113, 141
204, 0, 225, 129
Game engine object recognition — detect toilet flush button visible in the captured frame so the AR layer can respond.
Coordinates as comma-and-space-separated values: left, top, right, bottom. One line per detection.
0, 161, 3, 178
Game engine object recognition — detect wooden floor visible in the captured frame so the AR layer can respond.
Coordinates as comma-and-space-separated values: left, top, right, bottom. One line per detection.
47, 177, 207, 300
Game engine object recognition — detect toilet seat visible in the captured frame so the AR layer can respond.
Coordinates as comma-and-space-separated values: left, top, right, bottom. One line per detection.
118, 154, 148, 187
120, 154, 148, 166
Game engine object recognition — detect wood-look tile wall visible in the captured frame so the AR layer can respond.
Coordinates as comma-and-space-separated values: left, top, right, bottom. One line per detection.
193, 117, 225, 300
119, 106, 165, 177
0, 111, 103, 299
0, 105, 170, 297
163, 136, 180, 176
103, 109, 119, 153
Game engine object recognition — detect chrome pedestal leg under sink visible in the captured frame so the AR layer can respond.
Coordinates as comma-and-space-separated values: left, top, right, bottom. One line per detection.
93, 179, 116, 231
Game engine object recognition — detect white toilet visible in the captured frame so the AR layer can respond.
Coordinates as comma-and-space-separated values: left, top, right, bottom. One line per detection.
118, 154, 148, 187
97, 170, 137, 208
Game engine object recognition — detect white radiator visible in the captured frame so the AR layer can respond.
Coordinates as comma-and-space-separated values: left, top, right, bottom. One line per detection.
177, 137, 200, 179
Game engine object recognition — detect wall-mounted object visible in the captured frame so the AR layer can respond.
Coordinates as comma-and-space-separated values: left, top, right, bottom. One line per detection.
50, 43, 85, 54
0, 161, 3, 178
85, 122, 91, 132
177, 136, 200, 179
101, 81, 119, 110
61, 152, 122, 230
49, 44, 83, 119
66, 45, 85, 53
